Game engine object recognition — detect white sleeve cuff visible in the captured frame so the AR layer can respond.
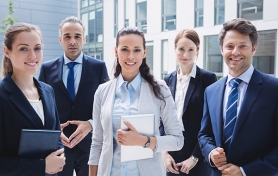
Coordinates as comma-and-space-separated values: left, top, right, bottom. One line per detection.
240, 167, 247, 176
208, 150, 216, 167
88, 119, 93, 133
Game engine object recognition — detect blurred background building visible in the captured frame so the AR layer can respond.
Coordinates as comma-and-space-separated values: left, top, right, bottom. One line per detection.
0, 0, 277, 79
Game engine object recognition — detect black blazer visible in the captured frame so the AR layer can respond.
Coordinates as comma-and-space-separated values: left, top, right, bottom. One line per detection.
164, 66, 216, 161
0, 74, 62, 176
39, 54, 109, 152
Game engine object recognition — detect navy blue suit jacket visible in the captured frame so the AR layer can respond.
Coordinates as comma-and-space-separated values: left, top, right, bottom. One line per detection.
0, 74, 62, 176
198, 69, 278, 176
164, 66, 216, 162
38, 54, 108, 152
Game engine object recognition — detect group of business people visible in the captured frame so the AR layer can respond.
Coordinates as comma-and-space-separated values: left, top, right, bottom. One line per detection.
0, 16, 278, 176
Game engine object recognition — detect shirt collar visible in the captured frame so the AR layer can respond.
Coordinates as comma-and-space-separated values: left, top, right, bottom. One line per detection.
117, 72, 142, 90
226, 65, 254, 85
64, 52, 83, 65
177, 62, 197, 80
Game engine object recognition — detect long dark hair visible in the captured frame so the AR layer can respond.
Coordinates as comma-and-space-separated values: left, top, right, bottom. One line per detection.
114, 26, 164, 102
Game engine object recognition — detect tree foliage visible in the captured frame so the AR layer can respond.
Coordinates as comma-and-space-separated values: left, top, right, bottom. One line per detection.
0, 0, 16, 33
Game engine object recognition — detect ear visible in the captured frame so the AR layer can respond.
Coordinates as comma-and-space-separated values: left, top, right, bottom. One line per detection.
252, 44, 257, 55
58, 36, 62, 45
3, 46, 11, 59
143, 48, 147, 58
114, 47, 118, 58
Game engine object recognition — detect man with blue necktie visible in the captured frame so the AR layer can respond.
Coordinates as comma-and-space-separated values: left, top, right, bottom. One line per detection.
39, 16, 109, 176
198, 18, 278, 176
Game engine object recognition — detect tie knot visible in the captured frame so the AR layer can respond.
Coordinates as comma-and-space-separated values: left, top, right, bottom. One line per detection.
67, 62, 77, 69
230, 78, 242, 88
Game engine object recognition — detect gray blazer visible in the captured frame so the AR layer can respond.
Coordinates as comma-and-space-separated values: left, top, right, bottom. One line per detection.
88, 78, 184, 176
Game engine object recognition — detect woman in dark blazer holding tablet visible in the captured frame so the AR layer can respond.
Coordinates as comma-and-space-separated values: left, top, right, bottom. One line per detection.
162, 29, 216, 176
0, 22, 65, 176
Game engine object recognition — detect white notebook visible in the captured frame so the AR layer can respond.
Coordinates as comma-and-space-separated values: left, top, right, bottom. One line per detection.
120, 114, 154, 162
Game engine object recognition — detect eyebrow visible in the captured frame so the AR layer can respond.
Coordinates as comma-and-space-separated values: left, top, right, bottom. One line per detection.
17, 44, 42, 47
63, 33, 82, 36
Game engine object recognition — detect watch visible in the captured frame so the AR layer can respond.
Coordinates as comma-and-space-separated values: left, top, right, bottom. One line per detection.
143, 136, 150, 148
190, 155, 199, 162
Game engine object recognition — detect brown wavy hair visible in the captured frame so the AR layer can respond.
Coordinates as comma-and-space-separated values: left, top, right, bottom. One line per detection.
114, 26, 165, 102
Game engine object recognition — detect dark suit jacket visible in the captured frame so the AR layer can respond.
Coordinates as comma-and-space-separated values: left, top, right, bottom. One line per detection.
38, 54, 108, 152
198, 69, 278, 176
0, 74, 62, 176
164, 66, 216, 162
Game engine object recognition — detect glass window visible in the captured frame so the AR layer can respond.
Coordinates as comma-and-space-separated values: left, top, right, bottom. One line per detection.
81, 13, 89, 40
96, 8, 103, 42
215, 0, 225, 25
195, 0, 204, 27
114, 0, 118, 37
204, 35, 223, 77
161, 40, 168, 79
89, 11, 95, 43
124, 0, 130, 27
162, 0, 176, 31
238, 0, 263, 21
253, 30, 276, 75
146, 42, 154, 73
136, 0, 147, 33
81, 0, 88, 8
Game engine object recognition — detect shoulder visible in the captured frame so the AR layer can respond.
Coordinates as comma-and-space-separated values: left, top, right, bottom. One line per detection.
83, 54, 106, 66
41, 57, 61, 68
164, 70, 176, 81
198, 67, 216, 77
36, 79, 54, 92
97, 79, 116, 92
255, 69, 278, 86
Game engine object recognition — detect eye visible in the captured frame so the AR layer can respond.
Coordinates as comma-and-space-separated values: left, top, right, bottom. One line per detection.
178, 48, 184, 51
134, 49, 141, 52
240, 45, 247, 49
226, 45, 233, 49
20, 47, 27, 51
65, 36, 70, 39
75, 36, 81, 39
121, 48, 128, 52
189, 48, 194, 51
34, 47, 42, 51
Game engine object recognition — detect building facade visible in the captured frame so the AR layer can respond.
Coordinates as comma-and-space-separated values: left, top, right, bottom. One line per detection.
80, 0, 278, 79
0, 0, 77, 77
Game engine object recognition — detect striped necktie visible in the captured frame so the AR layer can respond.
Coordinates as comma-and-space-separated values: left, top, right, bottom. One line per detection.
224, 78, 242, 149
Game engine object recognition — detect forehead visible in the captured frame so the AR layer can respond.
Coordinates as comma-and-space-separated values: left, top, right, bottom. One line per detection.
60, 22, 84, 35
118, 34, 144, 47
176, 37, 197, 47
14, 31, 41, 45
223, 30, 252, 44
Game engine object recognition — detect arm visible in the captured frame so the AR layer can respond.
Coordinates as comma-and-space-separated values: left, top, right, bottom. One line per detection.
89, 165, 98, 176
88, 86, 103, 167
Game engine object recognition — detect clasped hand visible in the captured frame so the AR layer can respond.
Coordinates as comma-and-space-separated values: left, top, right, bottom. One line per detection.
116, 120, 144, 146
60, 120, 92, 148
210, 147, 243, 176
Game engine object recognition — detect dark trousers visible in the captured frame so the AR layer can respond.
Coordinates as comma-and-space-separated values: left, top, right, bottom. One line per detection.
58, 146, 89, 176
166, 160, 211, 176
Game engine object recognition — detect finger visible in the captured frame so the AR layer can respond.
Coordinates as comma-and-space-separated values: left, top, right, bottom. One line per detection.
60, 121, 70, 129
123, 120, 137, 132
69, 129, 81, 141
70, 135, 82, 148
218, 163, 231, 171
68, 120, 81, 125
54, 148, 64, 155
167, 165, 179, 174
60, 133, 70, 143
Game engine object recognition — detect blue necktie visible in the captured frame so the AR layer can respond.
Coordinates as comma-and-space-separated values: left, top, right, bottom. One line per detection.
224, 78, 242, 149
67, 62, 77, 101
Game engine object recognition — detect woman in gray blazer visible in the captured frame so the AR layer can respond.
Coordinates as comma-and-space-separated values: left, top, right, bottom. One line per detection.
88, 26, 184, 176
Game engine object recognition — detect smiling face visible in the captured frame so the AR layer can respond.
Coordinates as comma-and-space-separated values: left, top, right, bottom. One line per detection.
175, 37, 198, 69
221, 30, 257, 77
59, 22, 86, 61
4, 31, 42, 76
115, 34, 146, 82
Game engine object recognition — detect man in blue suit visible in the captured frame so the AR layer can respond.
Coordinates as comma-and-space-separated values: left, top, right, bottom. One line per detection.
198, 18, 278, 176
39, 16, 109, 176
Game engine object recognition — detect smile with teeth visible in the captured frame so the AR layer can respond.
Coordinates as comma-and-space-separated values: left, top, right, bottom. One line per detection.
24, 62, 38, 66
125, 62, 136, 65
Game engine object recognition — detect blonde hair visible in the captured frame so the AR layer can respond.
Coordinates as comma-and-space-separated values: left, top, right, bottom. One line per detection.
1, 22, 42, 78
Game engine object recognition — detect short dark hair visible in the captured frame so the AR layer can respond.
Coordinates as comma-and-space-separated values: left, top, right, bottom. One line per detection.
219, 18, 258, 49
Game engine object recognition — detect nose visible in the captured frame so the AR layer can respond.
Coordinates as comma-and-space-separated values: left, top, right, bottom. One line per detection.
70, 39, 76, 45
232, 46, 240, 56
128, 51, 134, 59
28, 50, 36, 59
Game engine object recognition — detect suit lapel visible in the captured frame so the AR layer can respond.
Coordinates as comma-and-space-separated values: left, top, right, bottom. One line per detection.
232, 69, 262, 140
2, 75, 44, 129
214, 77, 227, 146
168, 71, 177, 99
182, 67, 199, 114
35, 80, 54, 129
75, 55, 89, 101
56, 56, 71, 101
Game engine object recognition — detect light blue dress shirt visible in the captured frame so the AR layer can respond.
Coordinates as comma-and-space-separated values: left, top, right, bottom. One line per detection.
110, 73, 142, 176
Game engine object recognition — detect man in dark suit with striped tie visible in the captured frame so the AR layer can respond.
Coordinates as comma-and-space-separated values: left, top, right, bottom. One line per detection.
198, 18, 278, 176
39, 16, 109, 176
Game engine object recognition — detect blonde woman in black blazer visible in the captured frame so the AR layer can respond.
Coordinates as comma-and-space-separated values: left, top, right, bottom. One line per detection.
0, 23, 65, 176
162, 29, 216, 176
